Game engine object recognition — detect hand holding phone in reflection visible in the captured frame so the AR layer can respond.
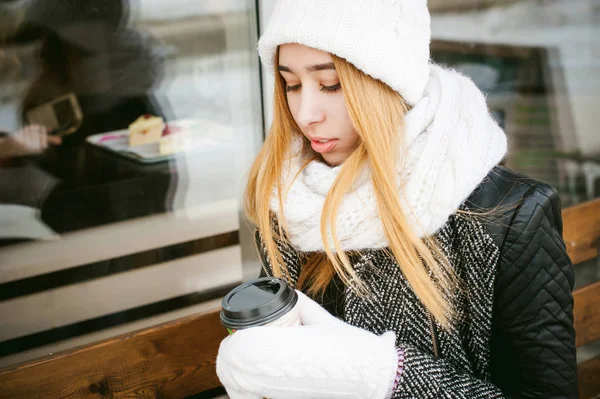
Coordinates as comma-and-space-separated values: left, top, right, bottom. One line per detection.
0, 124, 62, 160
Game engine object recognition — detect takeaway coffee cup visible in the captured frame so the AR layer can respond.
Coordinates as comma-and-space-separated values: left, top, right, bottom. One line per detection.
220, 277, 300, 334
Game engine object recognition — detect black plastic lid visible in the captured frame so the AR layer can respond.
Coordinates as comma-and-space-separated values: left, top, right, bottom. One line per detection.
220, 277, 298, 330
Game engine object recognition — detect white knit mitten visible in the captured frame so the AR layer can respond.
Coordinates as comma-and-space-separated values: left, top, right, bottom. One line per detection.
216, 291, 399, 399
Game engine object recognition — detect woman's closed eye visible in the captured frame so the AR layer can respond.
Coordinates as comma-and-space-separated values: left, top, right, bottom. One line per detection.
285, 83, 342, 93
320, 83, 341, 93
286, 83, 302, 92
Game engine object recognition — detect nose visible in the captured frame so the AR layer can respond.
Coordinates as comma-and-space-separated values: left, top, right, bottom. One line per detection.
296, 92, 325, 128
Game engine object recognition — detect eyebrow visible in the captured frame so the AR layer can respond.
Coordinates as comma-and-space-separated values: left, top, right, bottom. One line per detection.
278, 63, 336, 73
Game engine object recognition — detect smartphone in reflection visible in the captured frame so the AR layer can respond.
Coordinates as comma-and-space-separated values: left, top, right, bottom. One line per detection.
26, 93, 83, 136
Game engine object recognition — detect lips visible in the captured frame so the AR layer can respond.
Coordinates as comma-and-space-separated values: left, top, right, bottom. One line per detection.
310, 138, 339, 154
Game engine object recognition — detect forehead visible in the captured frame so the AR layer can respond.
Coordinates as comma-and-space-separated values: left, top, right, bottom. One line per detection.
278, 43, 333, 66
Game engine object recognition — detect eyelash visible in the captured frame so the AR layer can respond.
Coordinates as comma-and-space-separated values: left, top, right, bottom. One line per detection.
321, 83, 341, 93
285, 83, 342, 93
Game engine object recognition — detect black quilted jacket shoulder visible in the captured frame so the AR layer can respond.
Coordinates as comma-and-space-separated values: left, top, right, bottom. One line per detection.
257, 166, 578, 398
470, 166, 578, 398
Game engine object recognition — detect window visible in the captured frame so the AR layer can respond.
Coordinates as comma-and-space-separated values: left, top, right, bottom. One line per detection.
0, 0, 262, 367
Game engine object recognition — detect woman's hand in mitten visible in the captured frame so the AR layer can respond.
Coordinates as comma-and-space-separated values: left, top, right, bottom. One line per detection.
216, 291, 399, 399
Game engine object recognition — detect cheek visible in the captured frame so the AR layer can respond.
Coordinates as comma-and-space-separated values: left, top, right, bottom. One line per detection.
331, 98, 356, 140
286, 95, 300, 120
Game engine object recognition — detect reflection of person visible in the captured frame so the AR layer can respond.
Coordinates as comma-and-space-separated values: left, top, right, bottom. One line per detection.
0, 125, 61, 160
2, 0, 175, 234
17, 0, 166, 177
0, 124, 60, 244
216, 1, 577, 399
0, 124, 61, 208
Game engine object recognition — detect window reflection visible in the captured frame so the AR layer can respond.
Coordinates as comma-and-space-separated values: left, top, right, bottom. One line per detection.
1, 0, 171, 238
430, 0, 599, 206
0, 0, 261, 367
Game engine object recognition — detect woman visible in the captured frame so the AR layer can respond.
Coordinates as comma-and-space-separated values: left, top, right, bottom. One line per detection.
216, 1, 577, 398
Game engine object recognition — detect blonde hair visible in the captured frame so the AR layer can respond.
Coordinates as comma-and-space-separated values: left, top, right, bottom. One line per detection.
245, 50, 457, 328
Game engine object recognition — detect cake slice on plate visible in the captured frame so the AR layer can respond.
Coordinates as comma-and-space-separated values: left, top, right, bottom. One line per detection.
128, 114, 165, 147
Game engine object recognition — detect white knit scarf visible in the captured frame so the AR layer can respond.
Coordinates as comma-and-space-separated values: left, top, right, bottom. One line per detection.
270, 64, 507, 252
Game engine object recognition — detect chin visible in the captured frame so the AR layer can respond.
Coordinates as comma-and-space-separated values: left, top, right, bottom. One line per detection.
321, 153, 345, 167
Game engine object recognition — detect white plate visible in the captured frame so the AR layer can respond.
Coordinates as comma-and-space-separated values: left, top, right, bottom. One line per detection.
86, 119, 231, 164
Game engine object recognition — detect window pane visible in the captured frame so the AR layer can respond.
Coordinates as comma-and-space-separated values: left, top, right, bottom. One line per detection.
0, 0, 262, 367
429, 0, 599, 207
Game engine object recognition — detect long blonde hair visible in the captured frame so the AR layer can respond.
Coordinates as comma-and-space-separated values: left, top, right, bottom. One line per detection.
245, 49, 457, 328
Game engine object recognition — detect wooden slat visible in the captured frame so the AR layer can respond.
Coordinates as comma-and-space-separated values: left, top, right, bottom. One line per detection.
579, 355, 600, 399
564, 198, 600, 394
0, 309, 227, 399
574, 280, 600, 348
562, 198, 600, 265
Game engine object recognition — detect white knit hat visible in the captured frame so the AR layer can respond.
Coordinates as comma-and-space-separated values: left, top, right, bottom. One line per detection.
258, 0, 432, 106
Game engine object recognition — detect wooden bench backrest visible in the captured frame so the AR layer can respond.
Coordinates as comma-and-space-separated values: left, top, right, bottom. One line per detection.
563, 198, 600, 399
0, 198, 598, 399
574, 281, 600, 348
563, 198, 600, 265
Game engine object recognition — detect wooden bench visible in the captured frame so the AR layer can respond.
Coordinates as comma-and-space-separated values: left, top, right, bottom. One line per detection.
0, 198, 599, 398
564, 198, 600, 399
0, 310, 227, 398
